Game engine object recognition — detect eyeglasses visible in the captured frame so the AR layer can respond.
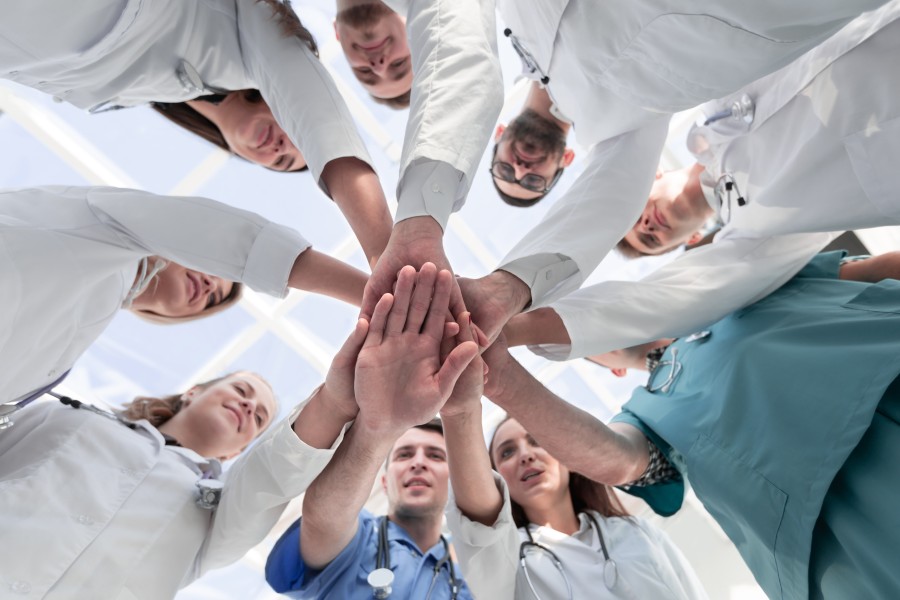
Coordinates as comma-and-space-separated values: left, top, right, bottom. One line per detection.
489, 146, 563, 194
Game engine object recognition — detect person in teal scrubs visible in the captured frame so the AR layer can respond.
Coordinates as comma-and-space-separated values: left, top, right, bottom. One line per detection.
481, 251, 900, 599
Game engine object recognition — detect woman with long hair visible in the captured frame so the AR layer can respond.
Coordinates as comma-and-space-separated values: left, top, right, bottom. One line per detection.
1, 0, 393, 263
440, 357, 707, 600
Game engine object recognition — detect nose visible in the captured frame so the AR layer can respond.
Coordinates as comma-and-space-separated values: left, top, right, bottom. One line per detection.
239, 395, 257, 417
368, 53, 388, 74
518, 445, 535, 465
638, 211, 655, 232
512, 162, 532, 179
409, 448, 429, 471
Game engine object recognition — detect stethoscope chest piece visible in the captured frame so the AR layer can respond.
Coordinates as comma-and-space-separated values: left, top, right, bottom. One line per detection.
368, 567, 394, 599
195, 478, 224, 509
603, 559, 618, 589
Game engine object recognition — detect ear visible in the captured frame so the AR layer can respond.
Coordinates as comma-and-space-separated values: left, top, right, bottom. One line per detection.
655, 169, 664, 179
611, 368, 628, 378
182, 385, 202, 404
494, 124, 506, 143
561, 148, 575, 167
686, 231, 705, 247
333, 20, 339, 40
381, 472, 387, 492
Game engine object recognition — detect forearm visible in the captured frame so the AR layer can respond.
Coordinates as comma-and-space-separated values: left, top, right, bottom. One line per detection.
489, 358, 646, 485
288, 248, 367, 306
300, 422, 395, 569
320, 157, 393, 266
292, 385, 354, 450
443, 408, 503, 526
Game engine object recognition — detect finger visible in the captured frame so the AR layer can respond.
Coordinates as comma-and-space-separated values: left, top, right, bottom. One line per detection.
436, 341, 480, 399
406, 263, 437, 333
472, 322, 489, 348
385, 266, 416, 337
363, 293, 394, 348
439, 326, 455, 364
447, 275, 468, 320
359, 279, 379, 322
443, 321, 460, 339
422, 269, 453, 341
334, 318, 370, 367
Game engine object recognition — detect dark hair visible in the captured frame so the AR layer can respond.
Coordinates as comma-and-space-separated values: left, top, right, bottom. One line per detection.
616, 237, 649, 259
150, 0, 316, 171
385, 418, 444, 465
489, 416, 630, 529
370, 90, 411, 110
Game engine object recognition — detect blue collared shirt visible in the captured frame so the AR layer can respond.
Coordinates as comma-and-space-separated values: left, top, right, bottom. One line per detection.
266, 510, 474, 599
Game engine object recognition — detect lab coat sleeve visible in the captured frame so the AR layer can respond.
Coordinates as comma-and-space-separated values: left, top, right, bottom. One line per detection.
498, 117, 670, 307
73, 186, 309, 297
531, 231, 838, 360
196, 397, 349, 575
236, 0, 374, 188
639, 519, 709, 600
386, 0, 504, 229
445, 471, 519, 600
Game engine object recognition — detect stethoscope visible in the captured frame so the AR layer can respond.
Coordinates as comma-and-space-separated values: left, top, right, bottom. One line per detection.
518, 512, 617, 600
367, 516, 460, 600
44, 392, 224, 509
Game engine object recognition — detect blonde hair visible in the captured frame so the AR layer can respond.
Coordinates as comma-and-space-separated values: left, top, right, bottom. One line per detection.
118, 371, 275, 429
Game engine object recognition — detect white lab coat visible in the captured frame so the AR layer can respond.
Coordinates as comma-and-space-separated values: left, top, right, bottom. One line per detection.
0, 185, 308, 407
445, 474, 707, 600
493, 0, 888, 307
0, 0, 371, 182
533, 4, 900, 360
0, 397, 343, 599
384, 0, 504, 229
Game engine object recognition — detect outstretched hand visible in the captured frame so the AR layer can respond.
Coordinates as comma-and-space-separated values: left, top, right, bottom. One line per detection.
361, 217, 465, 323
458, 271, 532, 345
355, 263, 479, 436
439, 312, 486, 419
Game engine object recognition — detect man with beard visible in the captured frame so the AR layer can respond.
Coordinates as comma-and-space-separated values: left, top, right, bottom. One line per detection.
453, 0, 890, 350
490, 84, 575, 207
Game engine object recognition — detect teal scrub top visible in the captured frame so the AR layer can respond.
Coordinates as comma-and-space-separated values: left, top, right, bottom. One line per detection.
612, 252, 900, 600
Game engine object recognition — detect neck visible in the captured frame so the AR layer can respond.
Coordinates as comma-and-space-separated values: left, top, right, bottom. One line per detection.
389, 510, 444, 553
522, 82, 571, 136
158, 419, 213, 458
524, 493, 580, 536
185, 98, 224, 123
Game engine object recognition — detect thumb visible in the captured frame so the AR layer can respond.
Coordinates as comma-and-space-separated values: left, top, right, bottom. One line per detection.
436, 341, 479, 398
334, 318, 369, 366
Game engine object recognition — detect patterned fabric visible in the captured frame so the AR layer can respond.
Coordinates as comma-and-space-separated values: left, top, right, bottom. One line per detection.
624, 439, 681, 488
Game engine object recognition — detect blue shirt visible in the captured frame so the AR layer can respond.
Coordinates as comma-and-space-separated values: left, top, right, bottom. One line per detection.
266, 510, 474, 599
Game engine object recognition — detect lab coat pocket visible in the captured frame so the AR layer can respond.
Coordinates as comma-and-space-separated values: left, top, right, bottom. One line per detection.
611, 15, 801, 112
843, 279, 900, 315
686, 435, 788, 599
845, 115, 900, 221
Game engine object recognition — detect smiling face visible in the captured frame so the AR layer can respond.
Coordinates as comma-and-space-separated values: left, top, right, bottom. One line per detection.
382, 426, 449, 519
130, 260, 235, 319
198, 91, 307, 172
334, 1, 412, 99
490, 419, 571, 511
171, 372, 277, 459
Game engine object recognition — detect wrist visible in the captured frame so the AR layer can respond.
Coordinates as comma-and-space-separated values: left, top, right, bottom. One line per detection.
487, 270, 532, 316
317, 384, 359, 423
392, 215, 443, 242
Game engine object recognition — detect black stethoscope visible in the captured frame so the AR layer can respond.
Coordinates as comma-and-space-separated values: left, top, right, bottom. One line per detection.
367, 516, 460, 600
518, 512, 617, 600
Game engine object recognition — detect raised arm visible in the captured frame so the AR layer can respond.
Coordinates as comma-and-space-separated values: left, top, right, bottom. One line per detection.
481, 335, 649, 486
300, 264, 477, 568
459, 118, 670, 342
237, 0, 393, 264
524, 231, 838, 359
439, 314, 502, 526
288, 248, 368, 307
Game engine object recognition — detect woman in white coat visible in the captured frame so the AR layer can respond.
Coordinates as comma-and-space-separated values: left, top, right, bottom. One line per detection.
0, 0, 393, 263
442, 376, 707, 600
0, 185, 366, 424
0, 312, 370, 598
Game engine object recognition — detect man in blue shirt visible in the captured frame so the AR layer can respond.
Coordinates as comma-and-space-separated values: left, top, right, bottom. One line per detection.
266, 263, 477, 599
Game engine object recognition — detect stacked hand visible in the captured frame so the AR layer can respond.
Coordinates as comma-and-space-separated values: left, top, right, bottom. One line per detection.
354, 263, 479, 436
